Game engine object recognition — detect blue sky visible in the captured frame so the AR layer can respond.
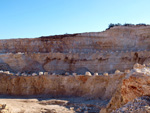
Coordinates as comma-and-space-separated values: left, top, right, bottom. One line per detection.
0, 0, 150, 39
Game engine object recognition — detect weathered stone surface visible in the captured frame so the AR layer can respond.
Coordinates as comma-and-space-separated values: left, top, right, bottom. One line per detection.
1, 64, 150, 113
121, 73, 150, 104
0, 104, 9, 113
103, 72, 108, 76
1, 26, 150, 73
1, 26, 150, 113
115, 70, 120, 74
100, 64, 150, 113
0, 49, 150, 74
85, 71, 92, 76
94, 73, 99, 76
39, 99, 69, 106
1, 26, 150, 53
112, 96, 150, 113
0, 73, 125, 100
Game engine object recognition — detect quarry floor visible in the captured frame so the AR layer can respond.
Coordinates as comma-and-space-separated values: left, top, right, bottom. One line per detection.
0, 95, 108, 113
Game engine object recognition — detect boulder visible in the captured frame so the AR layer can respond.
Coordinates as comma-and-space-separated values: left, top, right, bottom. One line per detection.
72, 73, 77, 76
85, 71, 92, 76
4, 71, 10, 74
103, 72, 108, 76
75, 67, 92, 75
39, 72, 43, 75
44, 72, 48, 75
94, 72, 98, 76
115, 70, 120, 74
32, 73, 37, 76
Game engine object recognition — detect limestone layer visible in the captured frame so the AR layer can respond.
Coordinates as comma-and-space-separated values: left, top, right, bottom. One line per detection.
1, 64, 150, 113
0, 73, 124, 100
101, 64, 150, 113
0, 48, 150, 74
1, 26, 150, 73
0, 26, 150, 53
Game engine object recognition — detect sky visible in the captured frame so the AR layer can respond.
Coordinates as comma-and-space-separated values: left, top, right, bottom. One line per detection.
0, 0, 150, 39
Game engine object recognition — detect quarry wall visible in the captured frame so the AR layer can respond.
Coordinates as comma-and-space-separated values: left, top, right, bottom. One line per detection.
0, 26, 150, 74
0, 26, 150, 53
1, 26, 150, 112
0, 51, 150, 74
0, 73, 125, 99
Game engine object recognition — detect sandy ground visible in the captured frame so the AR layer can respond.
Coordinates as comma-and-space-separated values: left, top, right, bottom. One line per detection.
0, 95, 108, 113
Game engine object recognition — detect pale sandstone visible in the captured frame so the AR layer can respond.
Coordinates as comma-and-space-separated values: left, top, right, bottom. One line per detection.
39, 72, 43, 75
115, 70, 120, 74
94, 72, 99, 76
44, 72, 48, 75
0, 26, 150, 113
100, 64, 150, 113
0, 73, 125, 99
32, 73, 37, 76
103, 72, 108, 76
85, 71, 92, 76
0, 26, 150, 73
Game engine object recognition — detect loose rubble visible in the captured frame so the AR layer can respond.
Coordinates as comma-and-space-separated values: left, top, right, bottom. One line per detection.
112, 96, 150, 113
0, 104, 9, 113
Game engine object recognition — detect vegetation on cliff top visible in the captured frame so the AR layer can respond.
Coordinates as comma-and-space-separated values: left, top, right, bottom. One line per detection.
106, 23, 148, 30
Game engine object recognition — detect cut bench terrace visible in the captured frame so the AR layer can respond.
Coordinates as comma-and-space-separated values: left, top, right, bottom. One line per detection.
1, 25, 150, 113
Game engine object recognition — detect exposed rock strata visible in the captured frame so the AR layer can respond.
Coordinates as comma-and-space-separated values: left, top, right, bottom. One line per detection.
1, 26, 150, 53
100, 64, 150, 113
0, 50, 149, 73
1, 26, 150, 113
1, 64, 150, 113
0, 26, 150, 73
0, 73, 124, 99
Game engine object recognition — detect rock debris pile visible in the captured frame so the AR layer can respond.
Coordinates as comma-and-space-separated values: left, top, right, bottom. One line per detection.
0, 104, 9, 113
100, 63, 150, 113
112, 96, 150, 113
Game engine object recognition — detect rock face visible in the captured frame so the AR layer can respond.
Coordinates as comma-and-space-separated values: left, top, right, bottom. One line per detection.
100, 64, 150, 113
0, 73, 124, 99
0, 26, 150, 73
1, 26, 150, 113
1, 26, 150, 53
1, 62, 150, 113
121, 73, 150, 104
1, 51, 148, 74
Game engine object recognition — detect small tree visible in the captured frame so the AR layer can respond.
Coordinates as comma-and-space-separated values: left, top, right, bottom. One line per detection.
109, 23, 115, 28
136, 23, 147, 26
123, 23, 134, 26
106, 23, 122, 30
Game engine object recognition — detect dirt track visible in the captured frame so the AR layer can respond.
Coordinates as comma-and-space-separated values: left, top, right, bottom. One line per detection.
0, 95, 108, 113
